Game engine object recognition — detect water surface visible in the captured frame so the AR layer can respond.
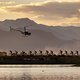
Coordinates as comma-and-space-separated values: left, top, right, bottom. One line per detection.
0, 65, 79, 80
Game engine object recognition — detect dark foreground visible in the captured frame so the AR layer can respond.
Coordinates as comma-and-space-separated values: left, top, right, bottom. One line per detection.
0, 55, 80, 64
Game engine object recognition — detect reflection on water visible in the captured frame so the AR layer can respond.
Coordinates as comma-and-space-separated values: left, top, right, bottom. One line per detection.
0, 65, 80, 80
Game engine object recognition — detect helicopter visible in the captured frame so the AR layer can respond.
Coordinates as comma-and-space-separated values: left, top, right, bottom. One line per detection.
10, 26, 31, 36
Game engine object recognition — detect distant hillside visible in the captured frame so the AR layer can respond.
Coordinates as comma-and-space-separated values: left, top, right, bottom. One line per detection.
0, 18, 80, 53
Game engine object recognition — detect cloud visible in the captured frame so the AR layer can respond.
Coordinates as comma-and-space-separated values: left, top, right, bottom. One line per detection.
4, 2, 80, 17
0, 1, 16, 7
2, 2, 80, 26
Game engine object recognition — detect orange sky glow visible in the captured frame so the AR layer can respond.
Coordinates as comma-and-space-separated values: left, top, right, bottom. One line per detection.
0, 0, 80, 26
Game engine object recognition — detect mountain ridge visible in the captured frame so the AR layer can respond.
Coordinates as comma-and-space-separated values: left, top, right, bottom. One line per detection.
0, 18, 80, 52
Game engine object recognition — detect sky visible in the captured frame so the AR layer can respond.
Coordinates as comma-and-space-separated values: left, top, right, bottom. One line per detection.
0, 0, 80, 26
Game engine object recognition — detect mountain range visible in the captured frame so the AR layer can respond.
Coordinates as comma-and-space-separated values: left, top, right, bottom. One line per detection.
0, 18, 80, 53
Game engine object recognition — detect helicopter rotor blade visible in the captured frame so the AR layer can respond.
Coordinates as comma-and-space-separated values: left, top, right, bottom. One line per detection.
24, 25, 31, 32
10, 26, 23, 33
